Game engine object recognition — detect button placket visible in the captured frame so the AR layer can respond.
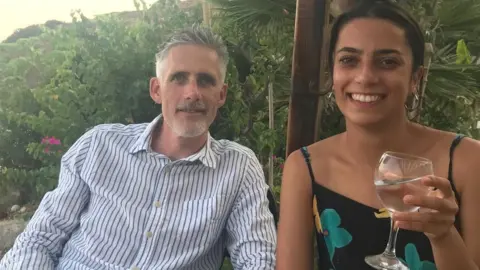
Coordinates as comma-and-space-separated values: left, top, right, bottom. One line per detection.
130, 161, 170, 268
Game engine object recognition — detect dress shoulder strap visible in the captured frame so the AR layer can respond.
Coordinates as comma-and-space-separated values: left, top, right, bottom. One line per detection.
300, 146, 316, 183
448, 134, 465, 181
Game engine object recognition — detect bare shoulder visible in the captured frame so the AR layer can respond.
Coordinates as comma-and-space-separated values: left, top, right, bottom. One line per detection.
282, 135, 342, 190
303, 133, 344, 160
430, 128, 480, 175
425, 127, 480, 191
282, 148, 310, 186
452, 135, 480, 184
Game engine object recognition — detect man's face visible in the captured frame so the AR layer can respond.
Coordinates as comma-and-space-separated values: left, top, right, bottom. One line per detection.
150, 44, 227, 138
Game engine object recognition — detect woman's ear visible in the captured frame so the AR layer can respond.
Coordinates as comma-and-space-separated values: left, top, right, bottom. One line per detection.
411, 66, 425, 94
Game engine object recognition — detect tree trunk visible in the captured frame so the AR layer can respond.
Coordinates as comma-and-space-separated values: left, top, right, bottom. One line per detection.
286, 0, 330, 156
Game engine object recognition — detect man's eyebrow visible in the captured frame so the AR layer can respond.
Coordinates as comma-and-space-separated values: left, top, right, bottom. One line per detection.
168, 71, 189, 80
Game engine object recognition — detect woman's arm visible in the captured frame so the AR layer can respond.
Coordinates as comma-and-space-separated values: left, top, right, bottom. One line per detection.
430, 227, 478, 270
389, 137, 479, 270
429, 137, 479, 270
448, 137, 480, 269
276, 149, 315, 270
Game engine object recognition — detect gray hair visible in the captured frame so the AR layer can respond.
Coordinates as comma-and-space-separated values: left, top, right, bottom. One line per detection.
155, 25, 229, 82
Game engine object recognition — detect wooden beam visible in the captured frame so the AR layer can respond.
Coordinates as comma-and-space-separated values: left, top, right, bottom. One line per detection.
286, 0, 330, 156
202, 1, 212, 26
331, 0, 358, 16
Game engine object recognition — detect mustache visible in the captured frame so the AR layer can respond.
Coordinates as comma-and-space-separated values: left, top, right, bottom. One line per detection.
176, 101, 207, 112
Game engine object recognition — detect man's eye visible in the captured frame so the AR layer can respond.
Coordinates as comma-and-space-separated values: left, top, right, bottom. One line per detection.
171, 73, 188, 84
197, 75, 216, 87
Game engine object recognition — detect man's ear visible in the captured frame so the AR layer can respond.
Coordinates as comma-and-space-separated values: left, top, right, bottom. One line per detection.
218, 83, 228, 107
150, 77, 162, 104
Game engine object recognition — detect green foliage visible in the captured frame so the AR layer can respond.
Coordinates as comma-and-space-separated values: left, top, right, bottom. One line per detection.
0, 0, 479, 223
0, 0, 203, 205
0, 0, 292, 209
2, 20, 66, 44
398, 0, 480, 136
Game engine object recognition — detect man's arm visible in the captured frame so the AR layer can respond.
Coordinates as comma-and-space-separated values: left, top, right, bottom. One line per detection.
0, 130, 94, 270
225, 154, 277, 270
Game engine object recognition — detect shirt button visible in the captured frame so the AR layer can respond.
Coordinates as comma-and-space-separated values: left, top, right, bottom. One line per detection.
146, 231, 153, 238
154, 201, 161, 208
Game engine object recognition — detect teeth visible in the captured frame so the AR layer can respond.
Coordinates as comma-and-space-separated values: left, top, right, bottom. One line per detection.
351, 94, 381, 103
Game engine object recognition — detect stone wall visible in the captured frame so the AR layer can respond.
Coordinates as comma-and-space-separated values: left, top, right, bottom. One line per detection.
0, 219, 27, 259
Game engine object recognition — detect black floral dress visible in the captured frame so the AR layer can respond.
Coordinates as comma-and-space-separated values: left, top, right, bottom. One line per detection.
300, 135, 464, 270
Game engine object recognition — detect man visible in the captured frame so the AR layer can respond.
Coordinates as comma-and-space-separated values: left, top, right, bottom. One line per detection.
0, 25, 276, 270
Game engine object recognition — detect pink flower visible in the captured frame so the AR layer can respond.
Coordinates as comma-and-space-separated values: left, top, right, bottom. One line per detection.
43, 147, 50, 153
272, 155, 277, 160
49, 137, 61, 145
279, 163, 284, 170
41, 136, 61, 145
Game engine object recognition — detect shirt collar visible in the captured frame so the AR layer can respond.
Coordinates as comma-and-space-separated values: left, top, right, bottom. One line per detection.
129, 115, 217, 169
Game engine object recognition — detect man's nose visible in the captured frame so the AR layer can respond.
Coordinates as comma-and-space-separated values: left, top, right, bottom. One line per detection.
183, 79, 202, 100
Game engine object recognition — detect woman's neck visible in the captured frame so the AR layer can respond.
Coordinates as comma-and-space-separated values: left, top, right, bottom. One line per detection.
343, 116, 417, 167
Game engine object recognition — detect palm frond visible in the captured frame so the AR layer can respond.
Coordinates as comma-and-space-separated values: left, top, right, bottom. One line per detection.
207, 0, 295, 32
436, 0, 480, 52
427, 36, 480, 102
427, 63, 480, 99
438, 0, 480, 33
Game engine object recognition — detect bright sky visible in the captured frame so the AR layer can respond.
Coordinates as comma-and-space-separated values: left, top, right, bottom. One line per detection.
0, 0, 158, 40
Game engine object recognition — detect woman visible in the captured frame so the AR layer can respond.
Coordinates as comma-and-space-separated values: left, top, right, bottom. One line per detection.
276, 1, 480, 270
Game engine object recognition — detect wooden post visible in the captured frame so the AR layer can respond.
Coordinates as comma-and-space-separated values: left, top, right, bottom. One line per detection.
331, 0, 358, 16
268, 79, 275, 187
202, 1, 212, 26
286, 0, 330, 156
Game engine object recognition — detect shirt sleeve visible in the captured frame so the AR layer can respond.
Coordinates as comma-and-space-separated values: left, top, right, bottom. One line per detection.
0, 129, 95, 270
225, 153, 277, 270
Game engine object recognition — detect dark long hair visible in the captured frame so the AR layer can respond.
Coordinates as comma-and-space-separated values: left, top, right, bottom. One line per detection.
328, 0, 425, 74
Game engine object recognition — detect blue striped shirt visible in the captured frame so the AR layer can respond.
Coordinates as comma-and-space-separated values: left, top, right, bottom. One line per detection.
0, 116, 276, 270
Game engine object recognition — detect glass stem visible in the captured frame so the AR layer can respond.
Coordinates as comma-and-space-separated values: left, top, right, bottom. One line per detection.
383, 216, 399, 257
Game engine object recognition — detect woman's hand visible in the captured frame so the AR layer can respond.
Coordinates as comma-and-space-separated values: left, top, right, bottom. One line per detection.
392, 175, 459, 240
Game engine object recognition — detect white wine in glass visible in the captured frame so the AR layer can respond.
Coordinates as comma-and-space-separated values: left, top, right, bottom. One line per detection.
365, 151, 433, 270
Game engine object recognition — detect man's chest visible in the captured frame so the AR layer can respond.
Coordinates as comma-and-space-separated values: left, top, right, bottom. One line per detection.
74, 151, 241, 267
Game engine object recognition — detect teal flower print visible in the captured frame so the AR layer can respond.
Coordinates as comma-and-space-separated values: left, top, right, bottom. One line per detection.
318, 208, 353, 260
400, 243, 437, 270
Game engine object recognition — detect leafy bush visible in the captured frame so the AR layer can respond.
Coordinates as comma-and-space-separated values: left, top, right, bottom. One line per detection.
0, 1, 204, 206
0, 0, 479, 218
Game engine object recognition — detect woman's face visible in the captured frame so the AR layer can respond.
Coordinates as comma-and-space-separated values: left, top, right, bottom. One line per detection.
332, 18, 422, 126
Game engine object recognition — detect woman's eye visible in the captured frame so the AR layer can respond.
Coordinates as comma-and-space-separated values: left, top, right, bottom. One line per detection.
379, 58, 399, 68
338, 56, 357, 66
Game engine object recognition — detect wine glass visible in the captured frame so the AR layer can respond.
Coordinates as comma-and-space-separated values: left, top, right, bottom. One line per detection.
365, 151, 434, 270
